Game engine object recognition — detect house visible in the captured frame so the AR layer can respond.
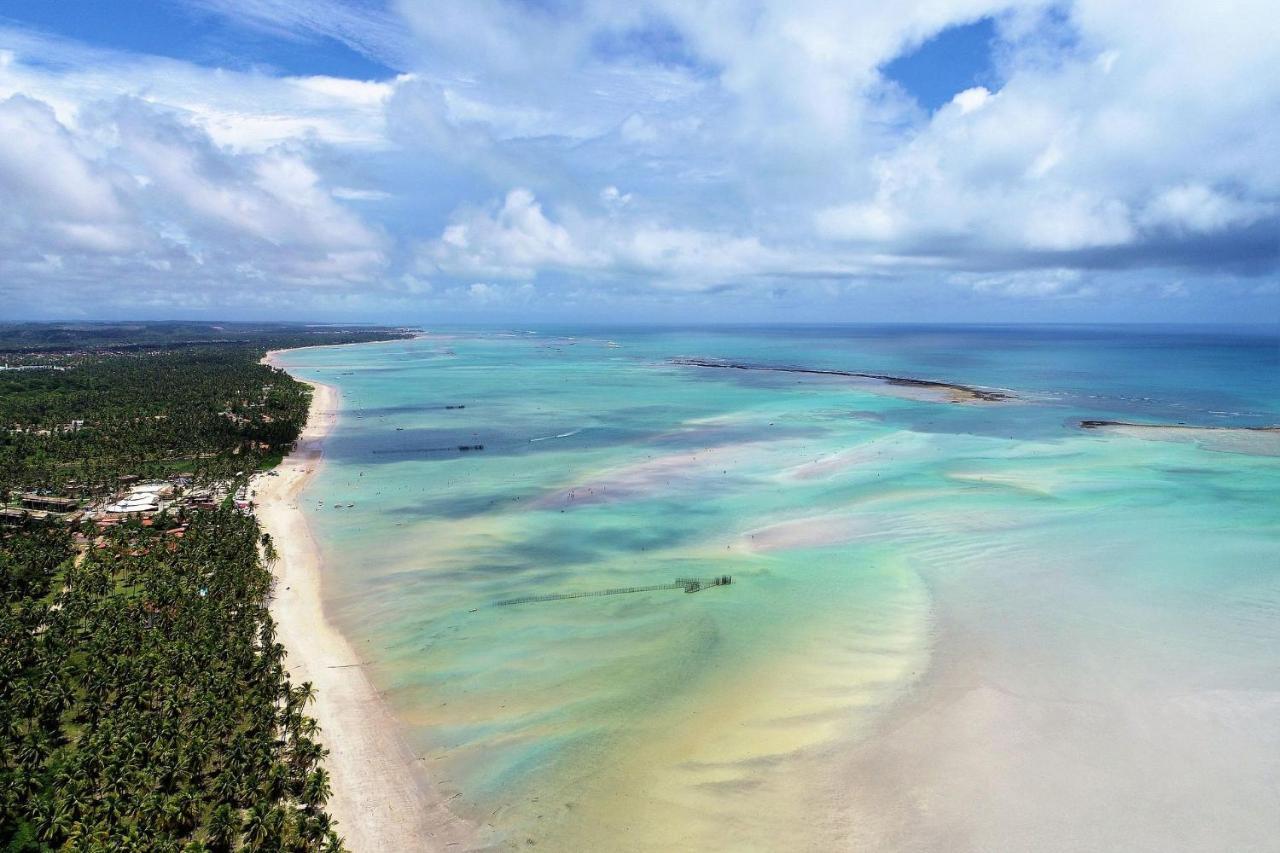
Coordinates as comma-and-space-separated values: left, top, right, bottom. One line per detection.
0, 508, 32, 525
20, 494, 79, 513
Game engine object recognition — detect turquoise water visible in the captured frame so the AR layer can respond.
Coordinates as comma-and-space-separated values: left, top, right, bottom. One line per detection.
276, 326, 1280, 851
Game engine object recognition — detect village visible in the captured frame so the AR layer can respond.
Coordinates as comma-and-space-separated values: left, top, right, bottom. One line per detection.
2, 473, 260, 546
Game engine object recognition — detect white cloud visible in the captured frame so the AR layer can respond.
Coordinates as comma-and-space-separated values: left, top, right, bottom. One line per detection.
812, 0, 1279, 264
0, 0, 1277, 318
430, 189, 598, 279
0, 90, 387, 296
443, 280, 536, 306
396, 0, 1280, 286
0, 26, 400, 151
951, 86, 992, 114
425, 188, 791, 287
332, 187, 393, 201
112, 99, 385, 265
952, 268, 1096, 298
620, 113, 659, 144
1019, 194, 1135, 251
0, 95, 138, 254
1140, 184, 1273, 234
600, 185, 633, 207
183, 0, 414, 70
815, 202, 904, 242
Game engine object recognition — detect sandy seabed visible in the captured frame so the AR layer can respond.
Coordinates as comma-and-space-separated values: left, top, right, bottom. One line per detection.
255, 352, 475, 852
250, 343, 1280, 852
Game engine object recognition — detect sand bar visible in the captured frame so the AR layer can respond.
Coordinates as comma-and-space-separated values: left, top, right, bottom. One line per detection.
1080, 419, 1280, 456
255, 350, 475, 852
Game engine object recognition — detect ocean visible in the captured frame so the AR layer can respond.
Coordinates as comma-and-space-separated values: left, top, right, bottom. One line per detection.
274, 325, 1280, 851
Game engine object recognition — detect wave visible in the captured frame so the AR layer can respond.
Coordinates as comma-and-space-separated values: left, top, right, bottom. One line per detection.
529, 428, 584, 443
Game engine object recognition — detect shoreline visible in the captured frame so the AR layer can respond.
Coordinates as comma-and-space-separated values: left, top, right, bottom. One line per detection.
255, 348, 474, 852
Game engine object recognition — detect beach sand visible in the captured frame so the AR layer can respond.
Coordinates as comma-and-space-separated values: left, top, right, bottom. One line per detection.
255, 352, 475, 852
830, 545, 1280, 853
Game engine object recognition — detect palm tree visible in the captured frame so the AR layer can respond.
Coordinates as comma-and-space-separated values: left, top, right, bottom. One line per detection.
206, 803, 240, 853
264, 763, 291, 804
3, 404, 350, 849
241, 803, 272, 850
293, 681, 318, 710
34, 799, 72, 844
302, 767, 332, 810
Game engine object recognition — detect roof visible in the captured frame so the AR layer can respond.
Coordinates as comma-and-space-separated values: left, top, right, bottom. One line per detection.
20, 493, 78, 507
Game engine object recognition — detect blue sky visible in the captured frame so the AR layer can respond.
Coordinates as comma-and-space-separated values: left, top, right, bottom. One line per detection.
0, 0, 1276, 324
883, 18, 997, 112
1, 0, 397, 78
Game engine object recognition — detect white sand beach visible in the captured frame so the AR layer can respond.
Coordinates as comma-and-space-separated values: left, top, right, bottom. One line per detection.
255, 352, 475, 852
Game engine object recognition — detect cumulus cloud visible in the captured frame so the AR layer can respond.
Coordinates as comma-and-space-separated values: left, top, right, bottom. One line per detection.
424, 188, 792, 288
0, 0, 1277, 320
113, 104, 382, 264
1140, 185, 1274, 235
0, 88, 387, 301
812, 0, 1280, 270
0, 95, 138, 254
430, 189, 597, 279
600, 185, 633, 207
389, 0, 1280, 289
951, 86, 992, 114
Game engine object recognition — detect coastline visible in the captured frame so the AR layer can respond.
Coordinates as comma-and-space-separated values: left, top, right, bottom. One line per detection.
244, 332, 1280, 850
254, 349, 474, 852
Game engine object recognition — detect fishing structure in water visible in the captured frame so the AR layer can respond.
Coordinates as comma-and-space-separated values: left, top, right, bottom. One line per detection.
492, 575, 732, 608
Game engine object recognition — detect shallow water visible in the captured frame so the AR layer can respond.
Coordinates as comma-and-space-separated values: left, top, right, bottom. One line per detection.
276, 325, 1280, 851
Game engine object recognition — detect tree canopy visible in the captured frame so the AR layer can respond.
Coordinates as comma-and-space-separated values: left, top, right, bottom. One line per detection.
1, 323, 412, 851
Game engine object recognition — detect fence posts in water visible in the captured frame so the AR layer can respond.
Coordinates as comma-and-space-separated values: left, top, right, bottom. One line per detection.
493, 575, 732, 608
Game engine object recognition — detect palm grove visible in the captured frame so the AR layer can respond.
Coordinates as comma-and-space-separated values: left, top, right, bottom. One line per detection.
0, 324, 412, 851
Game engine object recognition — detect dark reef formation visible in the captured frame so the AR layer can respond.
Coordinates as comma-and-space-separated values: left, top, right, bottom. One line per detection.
1080, 420, 1279, 431
671, 357, 1013, 403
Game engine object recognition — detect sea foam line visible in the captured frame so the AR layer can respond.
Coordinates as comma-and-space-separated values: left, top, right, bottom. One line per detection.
530, 428, 584, 442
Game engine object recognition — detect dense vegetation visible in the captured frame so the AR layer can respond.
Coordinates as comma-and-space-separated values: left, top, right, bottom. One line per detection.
0, 323, 414, 851
2, 510, 338, 851
1, 324, 412, 494
0, 322, 406, 357
1, 348, 317, 493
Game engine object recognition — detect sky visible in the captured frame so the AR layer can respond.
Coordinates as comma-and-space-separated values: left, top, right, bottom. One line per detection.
0, 0, 1277, 325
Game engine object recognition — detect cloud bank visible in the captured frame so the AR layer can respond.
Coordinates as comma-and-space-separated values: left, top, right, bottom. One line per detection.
0, 0, 1276, 321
